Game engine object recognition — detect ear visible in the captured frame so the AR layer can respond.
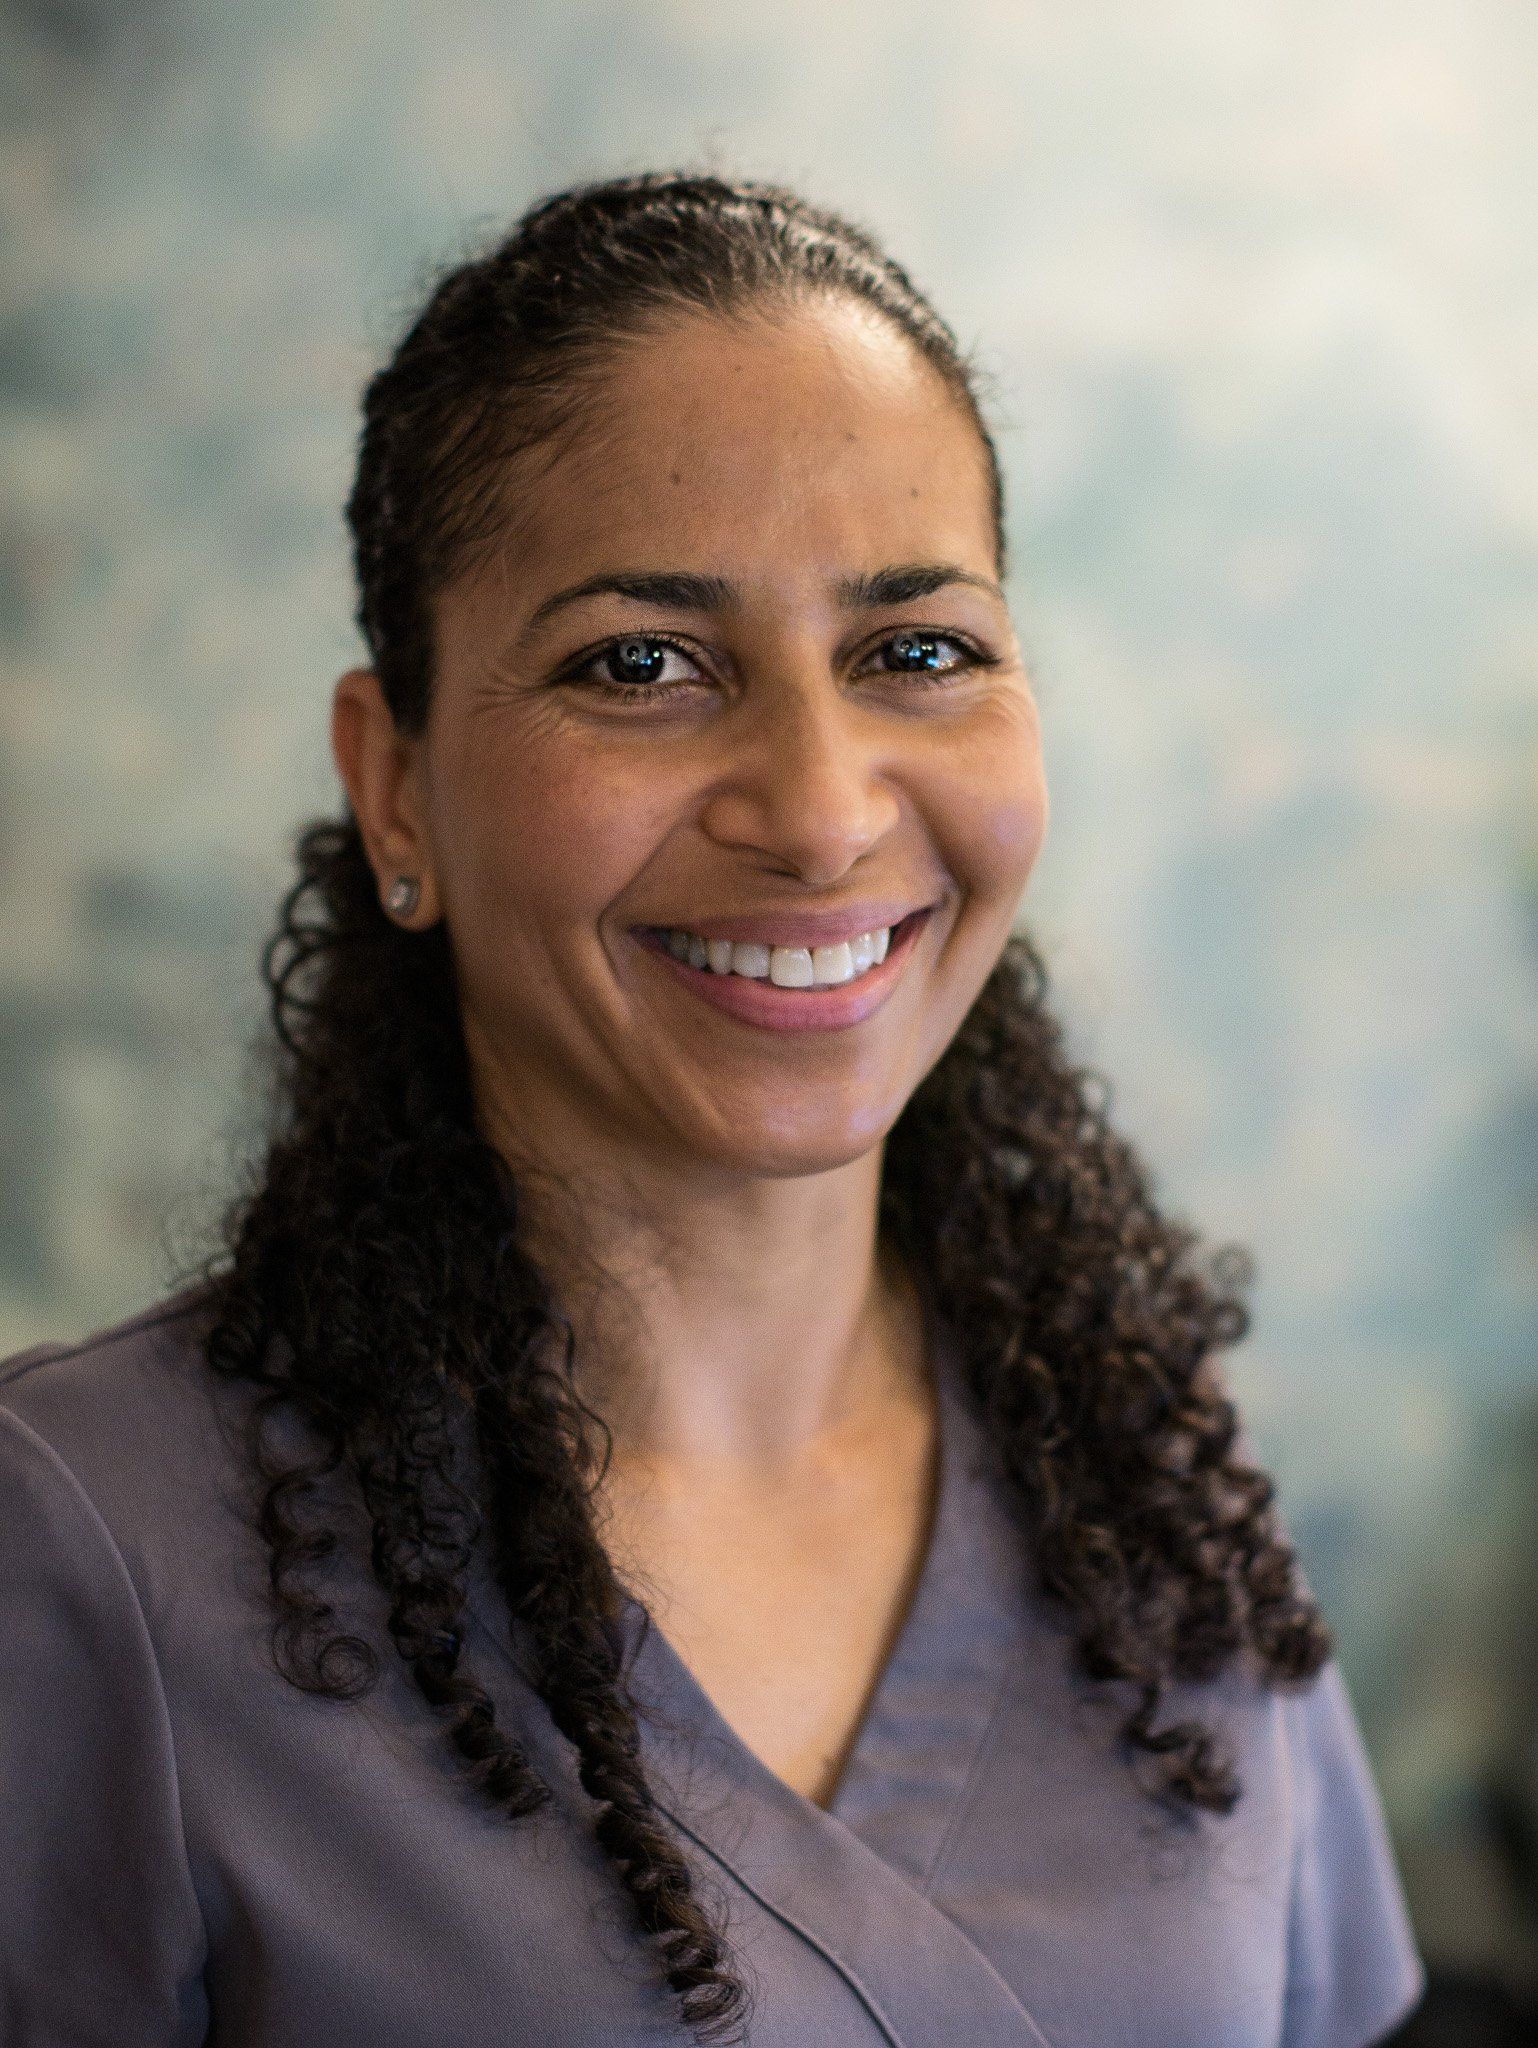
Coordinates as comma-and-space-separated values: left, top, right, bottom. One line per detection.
330, 667, 443, 927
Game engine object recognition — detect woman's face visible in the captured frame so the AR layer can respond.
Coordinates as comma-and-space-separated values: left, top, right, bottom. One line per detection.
343, 295, 1049, 1185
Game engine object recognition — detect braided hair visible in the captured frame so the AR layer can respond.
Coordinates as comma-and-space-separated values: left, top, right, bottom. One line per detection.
191, 170, 1331, 2043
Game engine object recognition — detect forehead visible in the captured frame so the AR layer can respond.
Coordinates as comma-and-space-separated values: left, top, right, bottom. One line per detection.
458, 298, 997, 611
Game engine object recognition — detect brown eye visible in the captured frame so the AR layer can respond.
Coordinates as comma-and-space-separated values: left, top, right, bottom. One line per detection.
868, 631, 990, 679
600, 638, 683, 688
559, 634, 706, 702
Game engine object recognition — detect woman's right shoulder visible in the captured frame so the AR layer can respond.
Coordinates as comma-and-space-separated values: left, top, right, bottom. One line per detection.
2, 1276, 223, 1427
0, 1279, 257, 1577
2, 1279, 220, 1383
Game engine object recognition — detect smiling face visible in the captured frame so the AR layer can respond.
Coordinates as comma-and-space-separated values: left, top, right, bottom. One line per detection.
338, 294, 1049, 1192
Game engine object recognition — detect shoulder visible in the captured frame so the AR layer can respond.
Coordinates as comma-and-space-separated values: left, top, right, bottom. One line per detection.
1, 1278, 221, 1396
1, 1279, 228, 1469
3, 1282, 220, 1416
0, 1280, 262, 1617
1270, 1657, 1427, 2041
3, 1279, 221, 1371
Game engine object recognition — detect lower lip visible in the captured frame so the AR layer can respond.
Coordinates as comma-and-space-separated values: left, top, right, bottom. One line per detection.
630, 910, 934, 1033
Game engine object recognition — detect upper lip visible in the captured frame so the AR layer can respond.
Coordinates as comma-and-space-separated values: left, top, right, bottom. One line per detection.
635, 901, 936, 950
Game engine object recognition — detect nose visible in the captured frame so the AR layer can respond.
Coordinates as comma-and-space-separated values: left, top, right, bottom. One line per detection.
697, 672, 902, 886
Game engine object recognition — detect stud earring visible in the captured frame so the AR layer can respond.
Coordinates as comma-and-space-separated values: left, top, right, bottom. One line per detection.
385, 875, 421, 919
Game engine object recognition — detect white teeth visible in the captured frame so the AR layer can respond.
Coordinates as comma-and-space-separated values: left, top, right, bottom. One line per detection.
768, 947, 815, 988
811, 942, 854, 985
658, 923, 898, 986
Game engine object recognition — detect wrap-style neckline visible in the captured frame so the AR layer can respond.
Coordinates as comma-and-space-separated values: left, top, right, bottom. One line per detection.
458, 1269, 1056, 2043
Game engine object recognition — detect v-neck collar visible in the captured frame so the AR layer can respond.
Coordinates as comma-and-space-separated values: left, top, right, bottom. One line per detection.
455, 1274, 1054, 2044
599, 1275, 1052, 2046
610, 1269, 1025, 1873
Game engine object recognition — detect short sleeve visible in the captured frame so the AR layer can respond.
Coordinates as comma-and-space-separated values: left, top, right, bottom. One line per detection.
0, 1402, 209, 2046
1280, 1658, 1427, 2048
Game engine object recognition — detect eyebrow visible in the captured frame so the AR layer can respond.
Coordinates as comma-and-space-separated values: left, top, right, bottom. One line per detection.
523, 561, 1004, 631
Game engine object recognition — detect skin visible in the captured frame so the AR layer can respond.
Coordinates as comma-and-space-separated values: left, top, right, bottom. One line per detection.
332, 294, 1050, 1805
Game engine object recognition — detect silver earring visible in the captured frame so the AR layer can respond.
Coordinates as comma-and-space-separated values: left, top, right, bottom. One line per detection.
385, 875, 421, 919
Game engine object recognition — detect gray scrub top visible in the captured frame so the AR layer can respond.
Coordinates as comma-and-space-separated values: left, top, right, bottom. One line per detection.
1, 1283, 1426, 2048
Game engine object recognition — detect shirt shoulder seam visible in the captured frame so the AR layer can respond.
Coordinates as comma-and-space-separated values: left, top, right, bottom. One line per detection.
0, 1404, 202, 1910
0, 1287, 215, 1391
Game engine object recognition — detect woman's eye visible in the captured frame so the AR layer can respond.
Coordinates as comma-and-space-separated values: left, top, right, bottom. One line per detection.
563, 635, 705, 699
866, 630, 982, 679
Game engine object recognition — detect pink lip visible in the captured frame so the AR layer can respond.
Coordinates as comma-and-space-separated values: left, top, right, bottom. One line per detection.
632, 908, 933, 1033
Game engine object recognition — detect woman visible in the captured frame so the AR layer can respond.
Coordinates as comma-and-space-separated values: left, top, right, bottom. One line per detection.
0, 171, 1425, 2047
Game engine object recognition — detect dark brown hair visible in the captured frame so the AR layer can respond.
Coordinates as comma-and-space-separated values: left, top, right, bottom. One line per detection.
191, 170, 1330, 2043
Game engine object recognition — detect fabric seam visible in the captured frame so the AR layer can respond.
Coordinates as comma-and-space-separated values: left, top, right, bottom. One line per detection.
654, 1795, 905, 2048
0, 1404, 204, 1933
917, 1635, 1020, 1897
0, 1289, 212, 1388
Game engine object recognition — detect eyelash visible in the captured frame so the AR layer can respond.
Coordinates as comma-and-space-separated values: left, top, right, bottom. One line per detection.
555, 629, 1000, 704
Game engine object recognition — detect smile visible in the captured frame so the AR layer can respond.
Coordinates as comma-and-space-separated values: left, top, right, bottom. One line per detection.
656, 922, 893, 987
630, 909, 933, 1035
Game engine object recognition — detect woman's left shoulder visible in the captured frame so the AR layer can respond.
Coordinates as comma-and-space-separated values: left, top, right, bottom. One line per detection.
1265, 1657, 1427, 2047
932, 1635, 1427, 2048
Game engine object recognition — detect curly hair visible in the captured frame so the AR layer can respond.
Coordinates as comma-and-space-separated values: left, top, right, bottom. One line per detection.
186, 170, 1331, 2044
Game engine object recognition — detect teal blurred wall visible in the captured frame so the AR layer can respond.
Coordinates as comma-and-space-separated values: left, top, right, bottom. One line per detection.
3, 0, 1535, 1994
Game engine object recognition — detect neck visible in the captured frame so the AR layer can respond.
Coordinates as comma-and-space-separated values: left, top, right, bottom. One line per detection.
496, 1132, 927, 1471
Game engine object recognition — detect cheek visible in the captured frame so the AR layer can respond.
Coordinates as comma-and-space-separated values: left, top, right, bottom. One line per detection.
978, 764, 1051, 887
926, 707, 1050, 907
434, 735, 669, 946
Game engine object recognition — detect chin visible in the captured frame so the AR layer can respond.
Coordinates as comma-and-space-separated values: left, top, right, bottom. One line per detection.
692, 1102, 902, 1181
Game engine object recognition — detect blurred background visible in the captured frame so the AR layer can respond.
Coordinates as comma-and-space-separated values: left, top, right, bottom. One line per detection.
2, 0, 1535, 2034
